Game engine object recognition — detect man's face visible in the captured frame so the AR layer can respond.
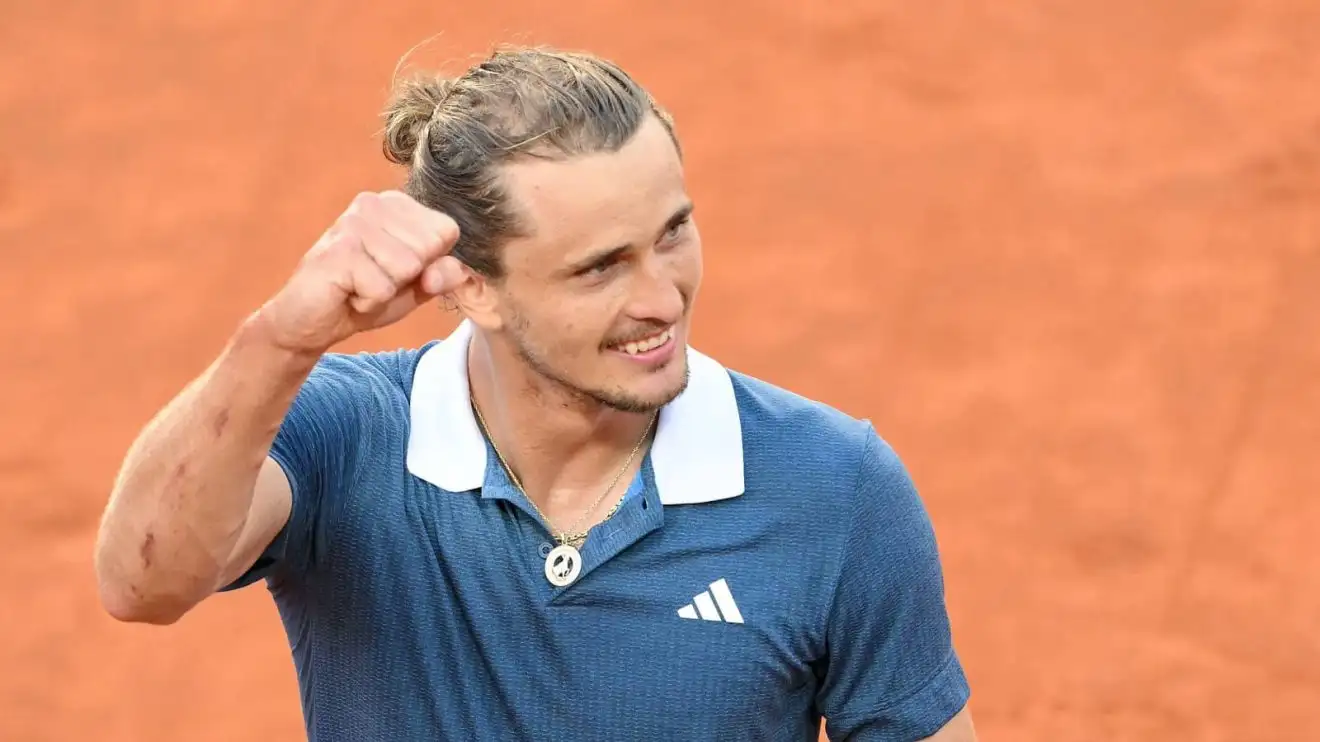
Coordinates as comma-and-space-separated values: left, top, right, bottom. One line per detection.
489, 115, 702, 412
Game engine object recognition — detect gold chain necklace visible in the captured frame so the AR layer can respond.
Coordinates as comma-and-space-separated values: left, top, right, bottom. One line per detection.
469, 395, 656, 550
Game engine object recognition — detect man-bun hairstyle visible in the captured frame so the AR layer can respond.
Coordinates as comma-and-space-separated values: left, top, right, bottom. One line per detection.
380, 46, 677, 279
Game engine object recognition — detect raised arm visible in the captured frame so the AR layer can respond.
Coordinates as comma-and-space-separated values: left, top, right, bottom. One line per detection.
93, 191, 463, 624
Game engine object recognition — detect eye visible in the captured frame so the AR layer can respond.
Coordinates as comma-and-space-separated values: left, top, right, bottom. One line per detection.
578, 254, 621, 277
661, 215, 690, 245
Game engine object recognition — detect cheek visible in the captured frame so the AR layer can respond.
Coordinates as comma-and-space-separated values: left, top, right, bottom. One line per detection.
537, 301, 611, 358
672, 236, 704, 292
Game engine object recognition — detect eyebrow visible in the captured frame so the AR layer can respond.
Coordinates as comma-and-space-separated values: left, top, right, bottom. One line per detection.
560, 201, 694, 278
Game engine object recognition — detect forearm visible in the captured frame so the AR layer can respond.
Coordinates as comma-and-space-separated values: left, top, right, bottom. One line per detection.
94, 312, 319, 621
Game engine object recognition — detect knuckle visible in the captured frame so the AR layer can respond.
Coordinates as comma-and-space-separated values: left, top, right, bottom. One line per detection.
363, 287, 394, 303
356, 278, 394, 303
352, 244, 381, 269
380, 190, 418, 208
434, 214, 460, 242
394, 246, 425, 275
326, 231, 363, 261
346, 191, 379, 217
337, 211, 367, 234
417, 215, 459, 254
363, 233, 418, 272
307, 227, 353, 262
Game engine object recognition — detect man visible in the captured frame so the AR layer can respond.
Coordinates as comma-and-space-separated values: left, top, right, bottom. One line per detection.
94, 46, 975, 741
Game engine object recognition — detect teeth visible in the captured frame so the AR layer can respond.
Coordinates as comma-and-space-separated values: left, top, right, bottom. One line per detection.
620, 327, 672, 355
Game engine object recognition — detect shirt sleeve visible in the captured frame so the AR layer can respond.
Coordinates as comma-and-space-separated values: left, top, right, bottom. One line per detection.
815, 426, 971, 741
218, 354, 367, 591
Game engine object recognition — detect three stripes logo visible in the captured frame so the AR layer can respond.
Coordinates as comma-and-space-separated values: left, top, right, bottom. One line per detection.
677, 578, 744, 624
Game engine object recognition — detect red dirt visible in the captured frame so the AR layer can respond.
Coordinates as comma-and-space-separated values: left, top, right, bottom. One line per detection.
3, 2, 1317, 740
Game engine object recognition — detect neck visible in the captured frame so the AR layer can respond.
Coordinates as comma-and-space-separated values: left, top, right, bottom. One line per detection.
466, 330, 656, 500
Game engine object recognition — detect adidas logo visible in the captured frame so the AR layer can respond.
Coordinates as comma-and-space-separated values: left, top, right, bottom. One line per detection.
677, 578, 744, 624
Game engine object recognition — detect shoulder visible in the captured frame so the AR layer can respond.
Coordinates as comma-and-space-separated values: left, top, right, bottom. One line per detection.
720, 367, 944, 619
301, 342, 439, 401
727, 368, 886, 480
280, 342, 440, 438
729, 369, 867, 432
724, 370, 945, 564
724, 366, 925, 537
312, 342, 437, 386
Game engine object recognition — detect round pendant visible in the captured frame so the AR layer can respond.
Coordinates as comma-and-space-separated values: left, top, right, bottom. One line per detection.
544, 544, 583, 587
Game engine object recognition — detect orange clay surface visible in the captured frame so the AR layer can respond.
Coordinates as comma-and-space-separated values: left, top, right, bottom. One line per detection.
2, 2, 1318, 740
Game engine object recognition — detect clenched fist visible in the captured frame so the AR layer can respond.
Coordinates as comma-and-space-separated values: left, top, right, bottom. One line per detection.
257, 191, 464, 353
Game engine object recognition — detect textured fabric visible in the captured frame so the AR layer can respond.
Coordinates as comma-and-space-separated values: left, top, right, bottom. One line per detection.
223, 345, 970, 741
406, 318, 748, 505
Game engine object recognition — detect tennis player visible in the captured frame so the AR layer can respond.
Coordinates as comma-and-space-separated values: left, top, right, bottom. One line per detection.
94, 46, 976, 741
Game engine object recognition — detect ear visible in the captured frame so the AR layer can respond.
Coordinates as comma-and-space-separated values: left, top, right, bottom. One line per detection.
445, 267, 504, 331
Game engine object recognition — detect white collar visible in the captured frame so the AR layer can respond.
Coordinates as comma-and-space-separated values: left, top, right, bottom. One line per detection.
406, 319, 744, 505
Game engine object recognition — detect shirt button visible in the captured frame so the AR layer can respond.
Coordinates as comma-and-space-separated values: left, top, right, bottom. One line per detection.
538, 542, 553, 557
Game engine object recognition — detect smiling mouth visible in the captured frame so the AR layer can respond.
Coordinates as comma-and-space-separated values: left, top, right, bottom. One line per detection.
608, 326, 675, 356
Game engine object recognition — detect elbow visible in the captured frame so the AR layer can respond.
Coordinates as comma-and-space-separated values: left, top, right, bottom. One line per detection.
93, 544, 194, 626
97, 584, 188, 626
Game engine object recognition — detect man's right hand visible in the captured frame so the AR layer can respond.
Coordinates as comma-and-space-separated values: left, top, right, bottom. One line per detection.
257, 190, 465, 354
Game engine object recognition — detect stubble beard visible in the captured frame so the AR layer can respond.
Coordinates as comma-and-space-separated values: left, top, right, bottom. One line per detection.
507, 311, 689, 414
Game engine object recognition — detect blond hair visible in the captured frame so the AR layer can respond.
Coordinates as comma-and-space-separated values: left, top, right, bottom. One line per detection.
381, 46, 678, 278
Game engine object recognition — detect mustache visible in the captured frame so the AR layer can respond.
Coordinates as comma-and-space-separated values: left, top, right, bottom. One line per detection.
604, 323, 673, 347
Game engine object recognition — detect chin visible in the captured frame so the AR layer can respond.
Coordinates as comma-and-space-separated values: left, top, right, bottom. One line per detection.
591, 357, 690, 413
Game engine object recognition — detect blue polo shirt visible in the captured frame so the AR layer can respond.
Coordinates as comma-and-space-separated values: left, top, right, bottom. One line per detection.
224, 320, 970, 741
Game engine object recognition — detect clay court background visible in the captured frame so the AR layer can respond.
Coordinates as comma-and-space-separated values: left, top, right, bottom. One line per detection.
2, 1, 1318, 740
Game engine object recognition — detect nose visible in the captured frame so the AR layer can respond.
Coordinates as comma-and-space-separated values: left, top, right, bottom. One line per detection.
625, 254, 685, 325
